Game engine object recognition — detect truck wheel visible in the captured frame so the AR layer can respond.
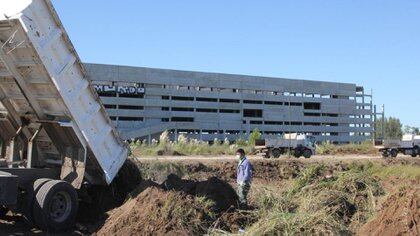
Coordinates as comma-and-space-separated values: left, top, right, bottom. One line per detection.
23, 178, 53, 225
390, 149, 398, 158
272, 149, 281, 158
303, 149, 312, 159
263, 151, 270, 158
33, 178, 53, 193
381, 151, 389, 158
294, 150, 302, 158
33, 180, 78, 233
413, 147, 419, 157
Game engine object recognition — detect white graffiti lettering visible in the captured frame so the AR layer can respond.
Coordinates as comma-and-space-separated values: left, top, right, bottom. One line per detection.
94, 85, 145, 94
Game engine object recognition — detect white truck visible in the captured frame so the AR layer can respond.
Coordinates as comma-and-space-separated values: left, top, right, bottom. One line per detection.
0, 0, 128, 232
379, 134, 420, 158
255, 133, 316, 158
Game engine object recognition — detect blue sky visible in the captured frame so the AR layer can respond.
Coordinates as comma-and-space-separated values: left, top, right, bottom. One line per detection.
52, 0, 420, 127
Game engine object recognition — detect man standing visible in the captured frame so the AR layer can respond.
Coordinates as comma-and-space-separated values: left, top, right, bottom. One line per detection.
236, 148, 253, 208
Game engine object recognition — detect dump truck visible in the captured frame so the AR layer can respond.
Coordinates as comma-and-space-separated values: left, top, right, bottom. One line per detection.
255, 133, 316, 158
0, 0, 128, 232
379, 134, 420, 158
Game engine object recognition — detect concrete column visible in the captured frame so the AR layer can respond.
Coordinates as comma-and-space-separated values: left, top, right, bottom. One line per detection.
246, 120, 250, 137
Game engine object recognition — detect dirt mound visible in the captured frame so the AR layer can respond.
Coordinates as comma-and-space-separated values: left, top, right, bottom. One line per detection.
359, 188, 420, 236
96, 174, 241, 235
97, 187, 215, 236
78, 159, 142, 223
182, 160, 306, 181
156, 149, 184, 156
162, 174, 239, 212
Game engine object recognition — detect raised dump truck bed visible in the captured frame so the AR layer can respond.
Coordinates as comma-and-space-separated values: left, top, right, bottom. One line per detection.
0, 0, 128, 232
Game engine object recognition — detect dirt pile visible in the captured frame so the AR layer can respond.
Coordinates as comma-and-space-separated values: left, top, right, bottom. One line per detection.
97, 175, 241, 235
359, 188, 420, 236
162, 174, 239, 212
97, 187, 214, 236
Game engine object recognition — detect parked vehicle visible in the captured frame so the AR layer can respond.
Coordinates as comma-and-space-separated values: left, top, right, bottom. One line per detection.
379, 134, 420, 158
0, 0, 128, 232
255, 133, 316, 158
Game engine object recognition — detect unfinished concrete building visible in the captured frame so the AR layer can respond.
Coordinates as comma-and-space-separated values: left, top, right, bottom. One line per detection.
85, 63, 374, 144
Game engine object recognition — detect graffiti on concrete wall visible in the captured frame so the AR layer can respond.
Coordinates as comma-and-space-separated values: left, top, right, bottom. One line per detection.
94, 85, 145, 94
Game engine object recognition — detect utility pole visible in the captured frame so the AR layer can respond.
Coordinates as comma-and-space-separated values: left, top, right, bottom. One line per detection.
381, 104, 385, 141
371, 89, 374, 145
373, 105, 377, 144
288, 95, 291, 158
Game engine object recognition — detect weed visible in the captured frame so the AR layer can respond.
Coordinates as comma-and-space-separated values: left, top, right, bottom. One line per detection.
371, 164, 420, 180
246, 163, 384, 235
316, 141, 377, 155
139, 161, 188, 182
131, 130, 254, 157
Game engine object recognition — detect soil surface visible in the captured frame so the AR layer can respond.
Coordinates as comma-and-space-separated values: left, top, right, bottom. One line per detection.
0, 155, 419, 235
359, 187, 420, 236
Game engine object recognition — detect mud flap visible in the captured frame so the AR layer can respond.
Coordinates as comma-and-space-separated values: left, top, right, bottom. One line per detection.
0, 171, 18, 205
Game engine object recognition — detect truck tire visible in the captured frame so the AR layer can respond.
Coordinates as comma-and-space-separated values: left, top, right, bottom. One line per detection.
303, 149, 312, 159
413, 146, 419, 157
381, 151, 389, 158
24, 178, 53, 225
294, 149, 302, 158
390, 149, 398, 158
33, 180, 78, 233
33, 178, 53, 193
263, 151, 270, 158
272, 149, 281, 158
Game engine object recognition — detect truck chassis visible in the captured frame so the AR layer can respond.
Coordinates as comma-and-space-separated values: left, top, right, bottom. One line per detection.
379, 146, 420, 158
255, 134, 316, 159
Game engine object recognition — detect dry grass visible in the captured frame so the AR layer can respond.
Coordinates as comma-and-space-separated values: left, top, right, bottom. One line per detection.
131, 131, 379, 157
130, 132, 253, 157
130, 159, 419, 235
371, 164, 420, 180
316, 141, 378, 156
245, 163, 385, 235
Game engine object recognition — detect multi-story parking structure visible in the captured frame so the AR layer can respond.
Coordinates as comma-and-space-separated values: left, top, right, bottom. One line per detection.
85, 63, 373, 144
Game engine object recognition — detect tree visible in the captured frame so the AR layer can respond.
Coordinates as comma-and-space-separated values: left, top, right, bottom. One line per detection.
249, 128, 262, 146
385, 117, 403, 140
403, 125, 420, 135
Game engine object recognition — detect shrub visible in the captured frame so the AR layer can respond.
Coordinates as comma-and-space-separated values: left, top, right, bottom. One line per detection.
159, 130, 170, 146
248, 128, 261, 146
